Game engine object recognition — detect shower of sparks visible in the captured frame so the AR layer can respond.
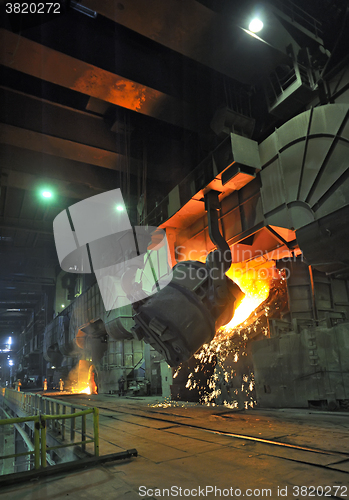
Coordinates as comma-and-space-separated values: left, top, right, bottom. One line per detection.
149, 397, 196, 408
190, 339, 257, 408
181, 272, 288, 409
149, 270, 288, 410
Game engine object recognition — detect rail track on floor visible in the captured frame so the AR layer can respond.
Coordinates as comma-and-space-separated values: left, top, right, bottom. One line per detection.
56, 395, 349, 480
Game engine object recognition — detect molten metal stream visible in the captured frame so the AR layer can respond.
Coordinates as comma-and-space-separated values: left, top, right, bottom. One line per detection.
221, 260, 274, 333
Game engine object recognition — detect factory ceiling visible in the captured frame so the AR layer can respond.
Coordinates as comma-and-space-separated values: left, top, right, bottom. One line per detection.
0, 0, 347, 341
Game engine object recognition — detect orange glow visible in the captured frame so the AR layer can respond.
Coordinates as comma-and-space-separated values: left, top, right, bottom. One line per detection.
68, 360, 97, 395
73, 70, 164, 114
71, 384, 92, 395
174, 244, 274, 334
221, 259, 274, 333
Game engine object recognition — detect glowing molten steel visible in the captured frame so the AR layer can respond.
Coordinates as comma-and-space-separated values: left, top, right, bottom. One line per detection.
68, 361, 98, 395
221, 260, 274, 334
71, 384, 92, 395
153, 265, 288, 409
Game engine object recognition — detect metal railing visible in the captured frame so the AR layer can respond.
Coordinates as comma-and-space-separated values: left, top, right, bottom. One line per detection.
0, 389, 99, 471
272, 0, 323, 39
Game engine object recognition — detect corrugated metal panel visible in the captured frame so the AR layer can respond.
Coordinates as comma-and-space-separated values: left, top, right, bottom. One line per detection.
252, 323, 349, 408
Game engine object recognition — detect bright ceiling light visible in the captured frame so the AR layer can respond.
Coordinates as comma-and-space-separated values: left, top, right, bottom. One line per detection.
249, 18, 263, 33
116, 205, 124, 212
42, 190, 53, 198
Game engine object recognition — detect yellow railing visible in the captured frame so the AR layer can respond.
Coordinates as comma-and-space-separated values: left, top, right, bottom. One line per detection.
0, 389, 99, 470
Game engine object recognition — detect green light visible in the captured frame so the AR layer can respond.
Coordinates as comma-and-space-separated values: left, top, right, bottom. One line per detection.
42, 190, 52, 198
249, 18, 263, 33
116, 205, 124, 212
61, 304, 65, 308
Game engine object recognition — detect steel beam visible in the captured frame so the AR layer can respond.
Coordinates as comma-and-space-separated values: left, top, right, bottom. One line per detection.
0, 260, 57, 281
0, 29, 196, 131
0, 123, 137, 173
0, 276, 54, 286
0, 87, 124, 153
0, 301, 38, 307
0, 217, 53, 235
0, 318, 25, 324
78, 0, 287, 85
0, 290, 41, 298
0, 88, 158, 183
0, 247, 57, 259
0, 311, 30, 318
1, 161, 117, 201
0, 145, 122, 200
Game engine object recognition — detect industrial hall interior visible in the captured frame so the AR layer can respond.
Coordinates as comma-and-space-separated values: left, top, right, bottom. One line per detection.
0, 0, 349, 498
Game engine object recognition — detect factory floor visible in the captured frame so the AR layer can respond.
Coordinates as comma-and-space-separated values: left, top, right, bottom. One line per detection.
0, 394, 348, 500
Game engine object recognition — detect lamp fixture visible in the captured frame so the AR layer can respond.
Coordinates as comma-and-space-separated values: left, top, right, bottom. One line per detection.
249, 18, 263, 33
